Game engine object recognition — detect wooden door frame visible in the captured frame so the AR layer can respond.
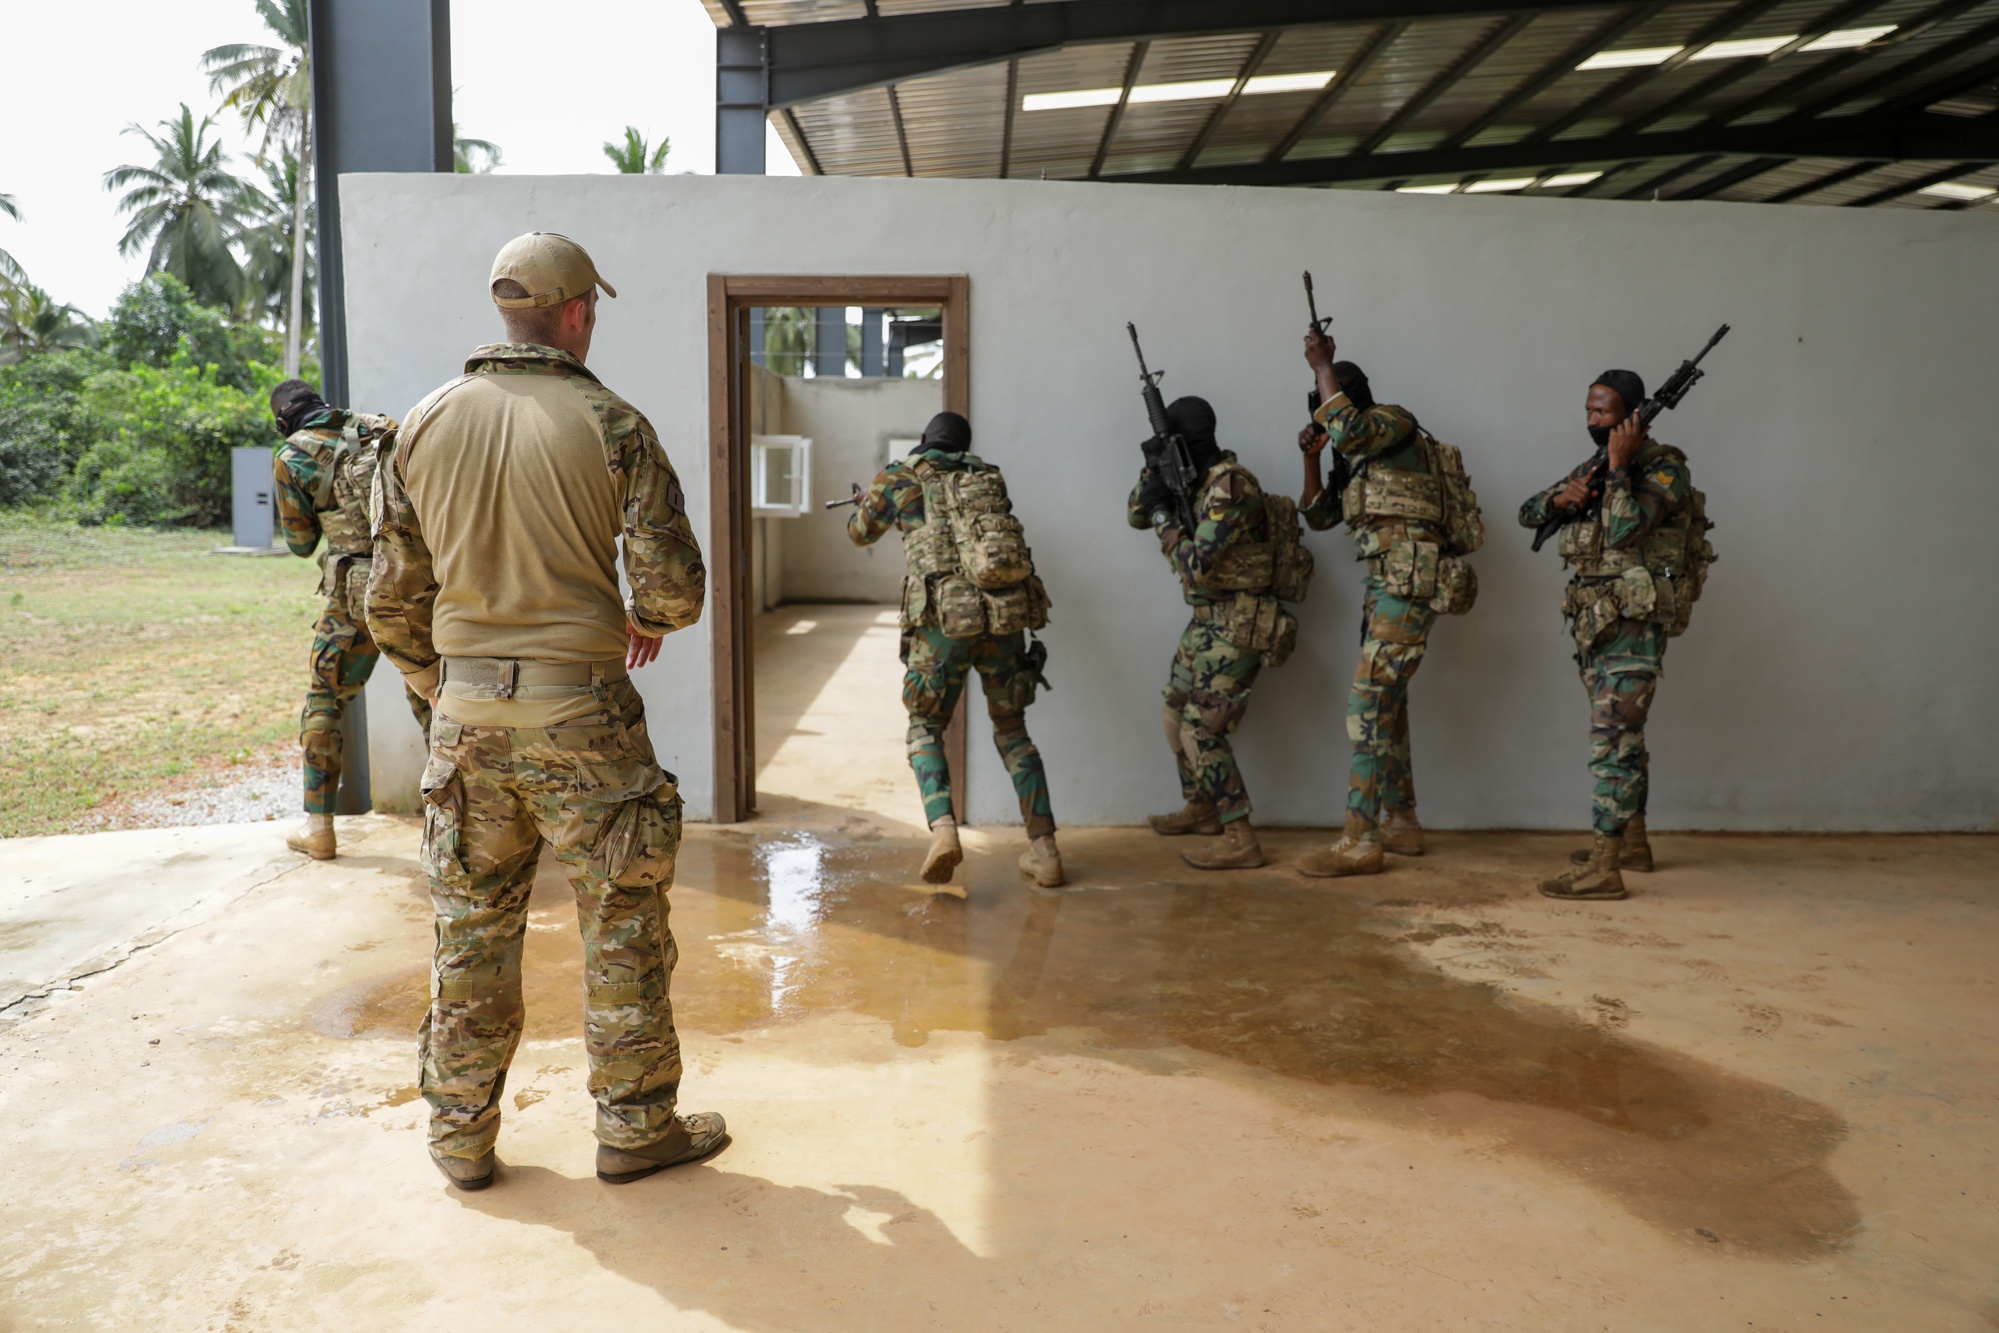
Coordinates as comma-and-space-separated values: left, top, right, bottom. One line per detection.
706, 274, 971, 825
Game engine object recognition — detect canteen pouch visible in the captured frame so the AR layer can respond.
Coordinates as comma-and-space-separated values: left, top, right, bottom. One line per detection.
935, 574, 988, 639
1429, 556, 1478, 616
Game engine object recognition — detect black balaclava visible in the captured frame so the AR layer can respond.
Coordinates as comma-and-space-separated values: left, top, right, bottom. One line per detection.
913, 410, 972, 454
270, 379, 329, 435
1165, 395, 1222, 472
1587, 369, 1645, 448
1333, 361, 1375, 413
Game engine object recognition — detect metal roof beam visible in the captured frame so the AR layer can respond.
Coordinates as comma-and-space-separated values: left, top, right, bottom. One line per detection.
1098, 104, 1999, 185
1764, 158, 1883, 201
1672, 154, 1792, 199
762, 0, 1626, 107
1354, 13, 1535, 156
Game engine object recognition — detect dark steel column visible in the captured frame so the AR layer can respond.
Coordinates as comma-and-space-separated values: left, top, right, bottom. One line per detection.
308, 0, 452, 814
310, 0, 453, 408
859, 308, 886, 376
717, 26, 769, 175
813, 307, 848, 377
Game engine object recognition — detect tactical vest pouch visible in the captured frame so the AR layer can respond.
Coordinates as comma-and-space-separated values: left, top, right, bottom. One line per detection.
1430, 556, 1478, 617
1264, 493, 1316, 604
898, 573, 929, 632
904, 517, 961, 580
1563, 580, 1623, 656
1424, 437, 1485, 557
935, 574, 988, 639
1351, 465, 1442, 525
1207, 542, 1276, 592
1372, 538, 1441, 601
1203, 592, 1294, 665
956, 511, 1033, 589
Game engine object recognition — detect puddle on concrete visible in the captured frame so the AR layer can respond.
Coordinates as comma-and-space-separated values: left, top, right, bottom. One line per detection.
311, 825, 1859, 1257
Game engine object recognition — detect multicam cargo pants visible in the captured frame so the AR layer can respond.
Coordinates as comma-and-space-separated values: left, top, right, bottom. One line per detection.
1345, 574, 1438, 836
417, 676, 685, 1159
301, 567, 431, 813
1577, 617, 1666, 837
902, 625, 1055, 836
1164, 617, 1264, 825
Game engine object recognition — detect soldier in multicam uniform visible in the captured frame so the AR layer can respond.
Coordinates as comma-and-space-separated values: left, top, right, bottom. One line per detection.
368, 232, 725, 1190
269, 381, 433, 860
1294, 330, 1480, 878
1130, 396, 1298, 871
847, 410, 1065, 890
1519, 368, 1714, 902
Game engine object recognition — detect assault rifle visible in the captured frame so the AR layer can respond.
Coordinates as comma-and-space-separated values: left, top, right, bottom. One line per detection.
1300, 270, 1332, 452
1126, 322, 1199, 532
1531, 323, 1731, 553
824, 483, 863, 510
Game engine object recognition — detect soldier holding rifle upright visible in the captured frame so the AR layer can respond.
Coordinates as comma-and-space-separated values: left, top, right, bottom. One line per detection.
1520, 334, 1722, 901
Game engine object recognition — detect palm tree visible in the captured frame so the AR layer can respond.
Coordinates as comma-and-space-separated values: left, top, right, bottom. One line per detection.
0, 283, 95, 363
103, 106, 252, 312
604, 127, 670, 174
453, 125, 503, 174
202, 0, 311, 374
240, 153, 314, 337
0, 193, 25, 289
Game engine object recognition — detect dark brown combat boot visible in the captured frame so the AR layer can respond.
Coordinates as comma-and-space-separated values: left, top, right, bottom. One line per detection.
1181, 818, 1264, 870
596, 1112, 730, 1184
431, 1147, 496, 1191
1542, 835, 1627, 900
1380, 807, 1425, 857
1572, 815, 1652, 872
1149, 801, 1222, 836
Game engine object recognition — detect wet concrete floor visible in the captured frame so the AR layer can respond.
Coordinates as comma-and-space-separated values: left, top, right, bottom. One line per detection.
2, 816, 1995, 1329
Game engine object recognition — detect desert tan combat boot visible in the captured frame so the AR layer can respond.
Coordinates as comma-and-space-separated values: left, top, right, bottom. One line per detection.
430, 1147, 496, 1191
1572, 815, 1652, 872
922, 816, 964, 885
1542, 835, 1627, 900
1181, 818, 1264, 870
286, 813, 336, 860
1148, 800, 1223, 836
1018, 834, 1065, 888
596, 1112, 730, 1184
1380, 807, 1425, 857
1296, 814, 1385, 879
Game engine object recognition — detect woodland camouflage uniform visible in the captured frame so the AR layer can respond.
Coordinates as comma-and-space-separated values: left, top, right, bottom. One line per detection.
273, 407, 432, 813
1301, 396, 1441, 842
1127, 452, 1285, 826
1519, 440, 1698, 840
849, 446, 1055, 838
369, 342, 705, 1162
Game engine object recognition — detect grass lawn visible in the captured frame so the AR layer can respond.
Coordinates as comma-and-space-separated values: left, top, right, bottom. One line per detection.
0, 512, 323, 838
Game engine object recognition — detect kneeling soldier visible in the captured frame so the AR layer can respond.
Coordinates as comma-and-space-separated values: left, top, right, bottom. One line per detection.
1519, 369, 1715, 901
1296, 329, 1482, 877
370, 232, 724, 1189
270, 381, 433, 859
848, 411, 1064, 890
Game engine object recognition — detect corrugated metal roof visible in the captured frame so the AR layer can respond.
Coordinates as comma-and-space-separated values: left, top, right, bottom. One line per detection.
724, 0, 1999, 207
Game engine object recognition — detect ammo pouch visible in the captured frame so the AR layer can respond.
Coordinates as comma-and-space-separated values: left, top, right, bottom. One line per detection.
1369, 537, 1441, 601
1563, 577, 1627, 655
909, 571, 1050, 638
933, 574, 988, 638
1430, 556, 1478, 617
1196, 592, 1298, 668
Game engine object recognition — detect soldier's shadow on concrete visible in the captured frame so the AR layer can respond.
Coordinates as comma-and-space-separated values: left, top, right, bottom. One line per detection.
456, 1162, 990, 1330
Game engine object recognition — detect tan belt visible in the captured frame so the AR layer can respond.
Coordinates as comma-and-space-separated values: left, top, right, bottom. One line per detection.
441, 656, 627, 700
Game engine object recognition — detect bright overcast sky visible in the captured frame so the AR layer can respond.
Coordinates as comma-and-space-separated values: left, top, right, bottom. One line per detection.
0, 0, 797, 318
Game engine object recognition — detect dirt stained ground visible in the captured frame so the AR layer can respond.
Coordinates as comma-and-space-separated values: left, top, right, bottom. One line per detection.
1, 815, 1995, 1330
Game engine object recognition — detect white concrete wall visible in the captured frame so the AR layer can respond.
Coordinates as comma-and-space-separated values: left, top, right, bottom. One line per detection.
776, 375, 935, 604
346, 173, 1999, 832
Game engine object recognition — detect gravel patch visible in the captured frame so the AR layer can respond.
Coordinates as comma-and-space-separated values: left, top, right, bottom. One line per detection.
89, 752, 300, 831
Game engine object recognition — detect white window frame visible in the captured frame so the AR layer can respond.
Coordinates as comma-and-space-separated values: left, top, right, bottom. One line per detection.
750, 434, 812, 517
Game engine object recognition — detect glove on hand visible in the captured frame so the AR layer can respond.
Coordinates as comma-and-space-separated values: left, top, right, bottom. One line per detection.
1136, 469, 1175, 525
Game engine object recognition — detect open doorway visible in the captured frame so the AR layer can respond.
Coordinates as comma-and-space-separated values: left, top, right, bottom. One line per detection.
706, 276, 970, 826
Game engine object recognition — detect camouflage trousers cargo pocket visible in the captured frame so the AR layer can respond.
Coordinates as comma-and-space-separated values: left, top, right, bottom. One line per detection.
585, 767, 684, 889
420, 752, 469, 886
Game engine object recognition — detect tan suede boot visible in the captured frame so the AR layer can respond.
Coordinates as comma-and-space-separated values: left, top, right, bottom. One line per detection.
1573, 815, 1652, 872
1018, 834, 1065, 888
1297, 812, 1384, 878
921, 816, 963, 885
286, 813, 336, 860
596, 1112, 730, 1184
1181, 818, 1264, 870
1148, 801, 1222, 836
1380, 807, 1425, 857
430, 1147, 496, 1191
1542, 835, 1627, 900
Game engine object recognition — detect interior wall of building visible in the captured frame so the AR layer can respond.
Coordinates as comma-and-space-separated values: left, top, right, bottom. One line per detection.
344, 172, 1998, 831
776, 374, 934, 604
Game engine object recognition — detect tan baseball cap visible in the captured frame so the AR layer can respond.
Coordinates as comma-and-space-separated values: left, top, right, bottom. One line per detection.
488, 232, 617, 308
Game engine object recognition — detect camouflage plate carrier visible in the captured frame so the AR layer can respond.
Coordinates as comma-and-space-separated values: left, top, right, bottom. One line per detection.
899, 457, 1052, 639
1557, 442, 1716, 654
306, 412, 397, 612
1341, 423, 1484, 616
1186, 460, 1315, 669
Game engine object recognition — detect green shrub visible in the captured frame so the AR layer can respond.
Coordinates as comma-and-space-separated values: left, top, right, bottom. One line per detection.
66, 355, 280, 527
0, 350, 112, 506
103, 273, 285, 393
